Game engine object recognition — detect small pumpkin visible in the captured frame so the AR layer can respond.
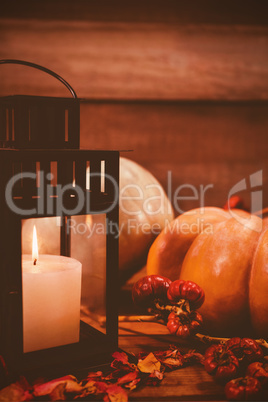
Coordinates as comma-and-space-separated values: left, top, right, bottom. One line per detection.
147, 207, 268, 337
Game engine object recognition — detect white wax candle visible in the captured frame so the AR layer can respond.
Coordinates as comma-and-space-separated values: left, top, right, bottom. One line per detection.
22, 255, 82, 353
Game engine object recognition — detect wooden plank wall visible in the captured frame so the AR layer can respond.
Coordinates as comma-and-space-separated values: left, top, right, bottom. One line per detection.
1, 0, 268, 213
80, 101, 268, 212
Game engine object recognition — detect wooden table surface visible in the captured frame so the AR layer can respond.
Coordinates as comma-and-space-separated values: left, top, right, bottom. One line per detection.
118, 320, 226, 401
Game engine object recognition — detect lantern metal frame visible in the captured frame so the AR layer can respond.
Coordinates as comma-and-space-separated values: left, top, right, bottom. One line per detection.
0, 60, 119, 375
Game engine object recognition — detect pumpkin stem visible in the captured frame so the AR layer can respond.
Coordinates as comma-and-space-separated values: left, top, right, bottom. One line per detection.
154, 301, 184, 316
195, 333, 229, 345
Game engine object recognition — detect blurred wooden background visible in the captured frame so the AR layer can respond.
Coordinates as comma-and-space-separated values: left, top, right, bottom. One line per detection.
1, 0, 268, 213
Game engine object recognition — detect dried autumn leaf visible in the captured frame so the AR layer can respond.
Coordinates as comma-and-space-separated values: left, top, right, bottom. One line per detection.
155, 349, 184, 369
74, 380, 107, 400
111, 353, 137, 375
73, 381, 96, 399
49, 383, 66, 401
94, 381, 108, 393
183, 351, 204, 365
0, 377, 33, 401
115, 370, 141, 391
110, 361, 129, 372
161, 357, 184, 369
136, 351, 149, 360
107, 354, 137, 383
112, 352, 129, 365
117, 371, 139, 387
137, 353, 161, 374
123, 378, 141, 391
145, 370, 164, 386
155, 348, 182, 360
152, 370, 164, 380
33, 375, 82, 397
85, 371, 103, 381
104, 384, 128, 402
104, 370, 121, 382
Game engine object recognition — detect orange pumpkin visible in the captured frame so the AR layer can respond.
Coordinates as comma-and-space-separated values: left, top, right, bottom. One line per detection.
147, 207, 268, 337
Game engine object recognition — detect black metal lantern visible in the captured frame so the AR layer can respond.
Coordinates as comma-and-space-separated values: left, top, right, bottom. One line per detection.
0, 60, 119, 375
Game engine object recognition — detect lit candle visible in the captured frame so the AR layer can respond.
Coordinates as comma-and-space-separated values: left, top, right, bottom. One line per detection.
22, 226, 82, 353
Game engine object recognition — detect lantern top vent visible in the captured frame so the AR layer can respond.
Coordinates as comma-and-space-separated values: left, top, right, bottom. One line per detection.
0, 59, 80, 150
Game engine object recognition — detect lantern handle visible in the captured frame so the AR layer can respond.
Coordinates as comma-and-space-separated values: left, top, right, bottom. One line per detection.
0, 59, 77, 99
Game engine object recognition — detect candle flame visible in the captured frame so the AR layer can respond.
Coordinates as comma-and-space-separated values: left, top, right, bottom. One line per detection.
32, 225, 39, 265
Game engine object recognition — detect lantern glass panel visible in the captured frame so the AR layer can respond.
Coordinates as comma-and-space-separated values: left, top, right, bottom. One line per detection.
70, 214, 107, 335
20, 214, 107, 355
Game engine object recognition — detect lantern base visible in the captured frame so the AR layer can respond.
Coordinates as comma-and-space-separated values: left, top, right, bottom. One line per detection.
4, 321, 118, 379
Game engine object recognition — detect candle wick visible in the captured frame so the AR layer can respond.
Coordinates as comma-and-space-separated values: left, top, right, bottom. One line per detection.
33, 258, 37, 266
